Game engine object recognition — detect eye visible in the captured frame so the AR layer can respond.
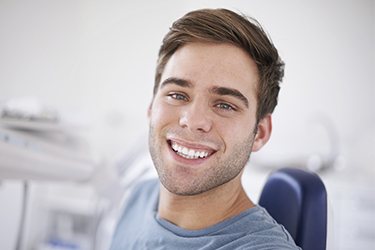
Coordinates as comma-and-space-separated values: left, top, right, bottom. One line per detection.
215, 102, 236, 111
167, 92, 189, 102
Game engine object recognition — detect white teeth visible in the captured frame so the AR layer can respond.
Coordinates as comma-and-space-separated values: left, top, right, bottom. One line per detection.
182, 147, 188, 155
194, 151, 200, 158
171, 141, 210, 159
188, 149, 195, 157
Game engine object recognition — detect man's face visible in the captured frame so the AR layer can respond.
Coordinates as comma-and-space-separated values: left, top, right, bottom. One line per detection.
149, 42, 263, 196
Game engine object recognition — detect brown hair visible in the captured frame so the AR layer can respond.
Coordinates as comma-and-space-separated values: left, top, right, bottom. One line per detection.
154, 8, 284, 121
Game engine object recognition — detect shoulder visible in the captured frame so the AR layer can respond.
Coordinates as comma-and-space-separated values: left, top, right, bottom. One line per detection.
113, 178, 159, 230
115, 178, 160, 219
126, 178, 159, 206
110, 178, 160, 249
228, 206, 301, 249
132, 178, 159, 194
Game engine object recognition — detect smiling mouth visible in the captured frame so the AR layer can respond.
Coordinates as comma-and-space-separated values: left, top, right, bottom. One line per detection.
168, 140, 215, 160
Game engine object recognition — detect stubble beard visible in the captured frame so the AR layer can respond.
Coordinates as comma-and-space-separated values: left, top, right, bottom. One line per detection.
148, 125, 256, 196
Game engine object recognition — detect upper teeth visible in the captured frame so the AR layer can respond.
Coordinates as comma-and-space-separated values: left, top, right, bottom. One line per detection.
171, 141, 209, 159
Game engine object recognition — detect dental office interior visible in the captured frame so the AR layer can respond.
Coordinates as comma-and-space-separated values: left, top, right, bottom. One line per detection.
0, 0, 374, 249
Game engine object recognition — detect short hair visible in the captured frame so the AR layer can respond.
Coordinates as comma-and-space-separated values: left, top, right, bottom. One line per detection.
154, 8, 284, 122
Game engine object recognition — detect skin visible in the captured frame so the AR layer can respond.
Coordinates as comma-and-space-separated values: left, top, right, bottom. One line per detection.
148, 42, 272, 230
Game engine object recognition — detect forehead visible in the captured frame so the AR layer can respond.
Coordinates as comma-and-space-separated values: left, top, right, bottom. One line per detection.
160, 42, 259, 100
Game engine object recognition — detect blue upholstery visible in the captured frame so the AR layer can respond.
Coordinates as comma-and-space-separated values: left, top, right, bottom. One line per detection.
258, 168, 327, 250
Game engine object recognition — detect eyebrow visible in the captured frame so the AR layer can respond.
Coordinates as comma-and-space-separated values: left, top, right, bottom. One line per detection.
211, 86, 249, 108
160, 77, 193, 89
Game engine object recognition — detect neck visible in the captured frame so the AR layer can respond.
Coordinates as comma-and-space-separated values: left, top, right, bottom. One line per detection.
158, 174, 254, 230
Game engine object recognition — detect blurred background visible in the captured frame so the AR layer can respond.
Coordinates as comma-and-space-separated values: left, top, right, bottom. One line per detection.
0, 0, 374, 249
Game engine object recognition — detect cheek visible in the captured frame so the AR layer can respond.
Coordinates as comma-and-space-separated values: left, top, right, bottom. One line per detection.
216, 117, 255, 139
149, 101, 177, 127
216, 119, 255, 153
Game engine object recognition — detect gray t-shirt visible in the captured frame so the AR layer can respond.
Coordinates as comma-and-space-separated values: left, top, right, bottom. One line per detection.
110, 179, 301, 249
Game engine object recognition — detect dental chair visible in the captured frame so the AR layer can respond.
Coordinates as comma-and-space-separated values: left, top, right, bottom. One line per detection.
258, 168, 327, 250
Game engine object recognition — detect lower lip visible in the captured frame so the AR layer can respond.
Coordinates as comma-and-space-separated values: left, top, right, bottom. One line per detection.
167, 143, 212, 166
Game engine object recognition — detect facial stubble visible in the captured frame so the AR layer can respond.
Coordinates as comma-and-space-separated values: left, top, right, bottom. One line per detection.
148, 125, 256, 196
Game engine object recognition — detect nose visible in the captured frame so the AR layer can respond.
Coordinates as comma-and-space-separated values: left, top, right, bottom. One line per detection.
179, 101, 213, 133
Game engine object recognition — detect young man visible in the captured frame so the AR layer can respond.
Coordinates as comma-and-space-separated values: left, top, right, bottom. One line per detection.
111, 8, 300, 249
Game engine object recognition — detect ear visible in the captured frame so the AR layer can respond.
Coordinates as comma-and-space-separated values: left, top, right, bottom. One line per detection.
251, 114, 272, 152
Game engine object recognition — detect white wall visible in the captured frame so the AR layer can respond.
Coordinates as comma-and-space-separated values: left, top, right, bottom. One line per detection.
0, 0, 374, 249
1, 0, 373, 167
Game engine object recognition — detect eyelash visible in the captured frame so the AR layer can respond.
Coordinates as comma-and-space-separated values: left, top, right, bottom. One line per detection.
167, 92, 189, 101
215, 102, 237, 112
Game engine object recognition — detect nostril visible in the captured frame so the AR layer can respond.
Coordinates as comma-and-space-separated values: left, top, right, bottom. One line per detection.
178, 115, 189, 128
197, 127, 206, 132
179, 112, 213, 132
